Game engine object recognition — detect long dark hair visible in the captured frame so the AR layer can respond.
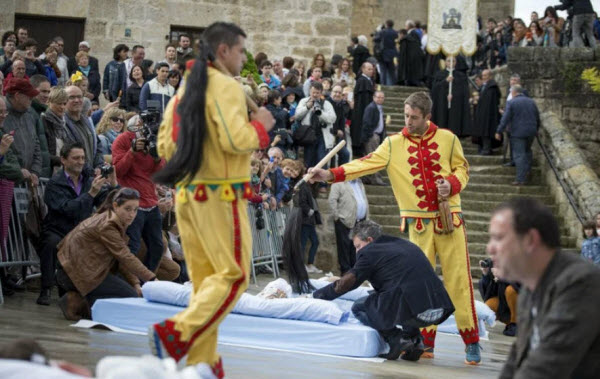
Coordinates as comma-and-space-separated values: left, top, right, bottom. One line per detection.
154, 22, 247, 186
96, 188, 140, 214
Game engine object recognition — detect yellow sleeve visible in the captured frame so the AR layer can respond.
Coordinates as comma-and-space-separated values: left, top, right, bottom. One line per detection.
210, 80, 270, 154
330, 137, 391, 182
447, 135, 469, 195
157, 94, 178, 161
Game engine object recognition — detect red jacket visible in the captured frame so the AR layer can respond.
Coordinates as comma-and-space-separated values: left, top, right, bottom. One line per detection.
112, 131, 165, 208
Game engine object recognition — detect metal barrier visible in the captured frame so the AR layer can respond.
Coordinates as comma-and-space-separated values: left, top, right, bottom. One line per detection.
247, 204, 292, 284
0, 179, 48, 304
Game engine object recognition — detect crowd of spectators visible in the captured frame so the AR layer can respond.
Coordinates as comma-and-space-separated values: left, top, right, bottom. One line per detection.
1, 6, 599, 310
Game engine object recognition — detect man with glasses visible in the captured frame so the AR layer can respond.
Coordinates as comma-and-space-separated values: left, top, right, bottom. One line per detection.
37, 142, 117, 305
63, 85, 104, 171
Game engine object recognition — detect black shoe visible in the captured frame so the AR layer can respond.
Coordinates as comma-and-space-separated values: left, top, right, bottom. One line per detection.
401, 334, 425, 361
1, 284, 15, 297
378, 332, 415, 360
37, 288, 51, 306
503, 323, 517, 337
6, 276, 26, 291
503, 162, 515, 167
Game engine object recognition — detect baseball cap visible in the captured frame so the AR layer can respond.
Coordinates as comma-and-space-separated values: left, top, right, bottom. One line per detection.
4, 78, 39, 98
79, 41, 90, 48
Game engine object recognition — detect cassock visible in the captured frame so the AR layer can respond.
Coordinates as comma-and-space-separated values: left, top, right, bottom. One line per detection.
350, 74, 374, 153
431, 62, 472, 137
473, 79, 502, 151
397, 30, 425, 86
313, 235, 454, 332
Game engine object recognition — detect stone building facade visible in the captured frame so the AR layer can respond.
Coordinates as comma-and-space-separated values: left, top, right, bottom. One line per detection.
4, 0, 513, 71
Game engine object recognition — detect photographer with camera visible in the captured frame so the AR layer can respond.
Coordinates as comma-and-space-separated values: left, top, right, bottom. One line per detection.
37, 142, 118, 306
295, 81, 336, 193
112, 114, 166, 272
478, 257, 519, 337
555, 0, 597, 48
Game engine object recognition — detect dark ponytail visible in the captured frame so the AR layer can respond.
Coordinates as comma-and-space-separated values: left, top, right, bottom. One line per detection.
154, 22, 247, 186
96, 188, 140, 214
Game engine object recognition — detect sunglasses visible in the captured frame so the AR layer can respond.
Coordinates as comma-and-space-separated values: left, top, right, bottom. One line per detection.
110, 117, 125, 123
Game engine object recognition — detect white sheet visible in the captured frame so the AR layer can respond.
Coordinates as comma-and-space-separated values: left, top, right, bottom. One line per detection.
142, 281, 349, 325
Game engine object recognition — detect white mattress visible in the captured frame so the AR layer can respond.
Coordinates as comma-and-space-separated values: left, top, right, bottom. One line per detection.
91, 297, 386, 358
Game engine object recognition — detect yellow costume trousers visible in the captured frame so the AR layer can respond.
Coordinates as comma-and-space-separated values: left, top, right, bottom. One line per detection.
169, 187, 251, 366
408, 216, 479, 346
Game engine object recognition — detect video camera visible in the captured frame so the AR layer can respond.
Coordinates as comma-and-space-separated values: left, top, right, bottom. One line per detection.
137, 100, 161, 159
312, 101, 323, 116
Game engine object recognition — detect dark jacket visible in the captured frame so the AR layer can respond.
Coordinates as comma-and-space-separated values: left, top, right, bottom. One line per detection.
41, 110, 68, 170
474, 79, 501, 138
397, 30, 425, 85
294, 181, 321, 226
43, 168, 112, 237
126, 82, 144, 112
2, 99, 43, 177
496, 95, 540, 138
331, 99, 351, 138
361, 101, 387, 143
314, 235, 454, 331
499, 250, 600, 379
352, 45, 371, 75
479, 272, 520, 324
555, 0, 595, 15
379, 28, 399, 63
0, 130, 25, 183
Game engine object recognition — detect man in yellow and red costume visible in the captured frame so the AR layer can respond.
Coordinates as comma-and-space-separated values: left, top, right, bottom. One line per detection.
310, 91, 481, 365
150, 22, 275, 378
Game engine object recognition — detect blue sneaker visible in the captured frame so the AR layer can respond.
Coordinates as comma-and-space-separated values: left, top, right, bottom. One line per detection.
465, 343, 481, 365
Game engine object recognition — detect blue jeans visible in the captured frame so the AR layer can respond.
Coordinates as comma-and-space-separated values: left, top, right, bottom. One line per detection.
380, 61, 396, 86
301, 224, 319, 264
336, 145, 350, 166
511, 136, 534, 183
126, 207, 164, 271
303, 136, 327, 169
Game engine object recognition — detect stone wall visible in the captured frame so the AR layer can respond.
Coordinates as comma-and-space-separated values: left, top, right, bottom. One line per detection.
507, 47, 600, 178
506, 47, 600, 242
4, 0, 353, 69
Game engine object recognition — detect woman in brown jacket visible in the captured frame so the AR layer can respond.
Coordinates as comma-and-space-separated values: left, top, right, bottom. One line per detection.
56, 187, 156, 320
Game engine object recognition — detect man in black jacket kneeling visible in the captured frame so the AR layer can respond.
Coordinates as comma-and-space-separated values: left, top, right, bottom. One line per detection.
313, 220, 455, 361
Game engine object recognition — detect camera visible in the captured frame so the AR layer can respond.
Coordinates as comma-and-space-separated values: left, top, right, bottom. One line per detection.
313, 101, 322, 116
480, 258, 493, 269
255, 204, 265, 230
100, 164, 114, 178
136, 101, 162, 159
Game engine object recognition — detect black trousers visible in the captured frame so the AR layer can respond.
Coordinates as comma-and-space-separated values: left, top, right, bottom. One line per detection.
39, 231, 64, 289
352, 296, 420, 339
334, 220, 356, 275
56, 266, 137, 306
126, 207, 164, 271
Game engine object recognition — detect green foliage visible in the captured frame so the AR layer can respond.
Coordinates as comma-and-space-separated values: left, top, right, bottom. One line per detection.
561, 63, 585, 96
241, 51, 263, 84
581, 67, 600, 93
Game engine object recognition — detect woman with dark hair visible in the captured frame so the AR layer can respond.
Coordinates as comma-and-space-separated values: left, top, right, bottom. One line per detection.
125, 64, 145, 112
541, 6, 565, 46
306, 53, 331, 78
55, 188, 156, 321
167, 69, 181, 91
151, 21, 275, 374
254, 51, 268, 72
526, 21, 545, 46
103, 44, 129, 101
511, 19, 529, 47
41, 46, 60, 86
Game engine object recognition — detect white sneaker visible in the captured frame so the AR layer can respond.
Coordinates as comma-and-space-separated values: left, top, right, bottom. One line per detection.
307, 264, 322, 274
305, 265, 315, 273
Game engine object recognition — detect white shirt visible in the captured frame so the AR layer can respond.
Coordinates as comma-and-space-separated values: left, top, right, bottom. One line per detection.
349, 180, 367, 220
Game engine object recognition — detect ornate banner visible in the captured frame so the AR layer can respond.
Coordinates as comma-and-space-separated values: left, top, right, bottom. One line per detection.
426, 0, 478, 56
